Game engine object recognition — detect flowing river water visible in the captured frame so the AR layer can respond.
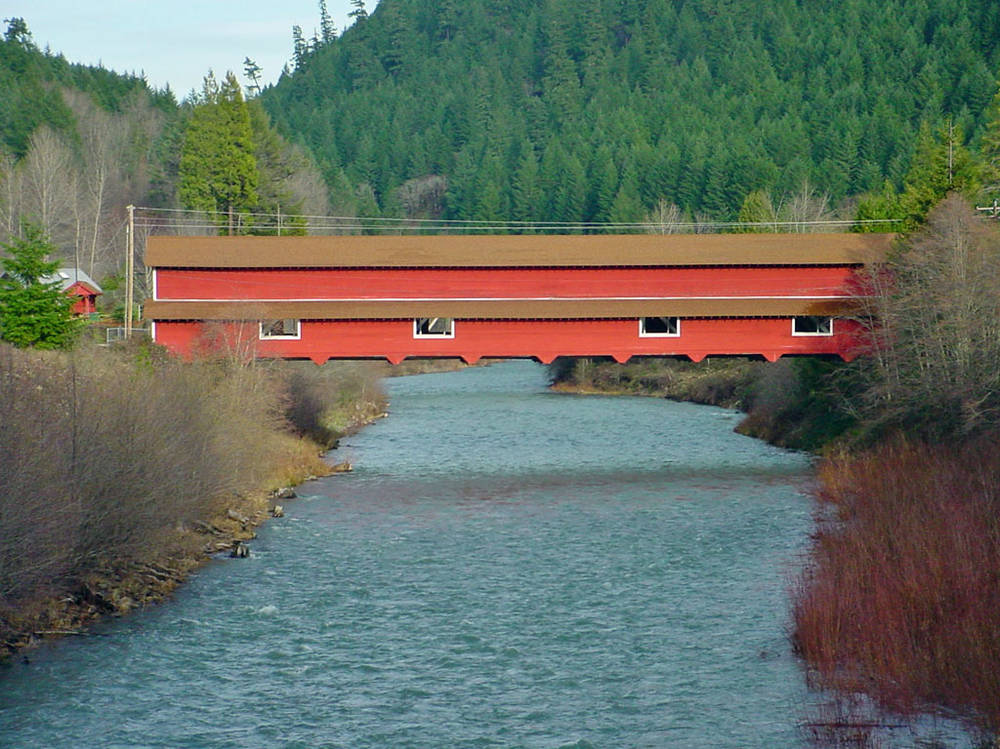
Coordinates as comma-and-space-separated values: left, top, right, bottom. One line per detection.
0, 361, 975, 747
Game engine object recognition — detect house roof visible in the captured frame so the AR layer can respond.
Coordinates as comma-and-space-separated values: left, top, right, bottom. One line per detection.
145, 233, 894, 269
41, 267, 103, 294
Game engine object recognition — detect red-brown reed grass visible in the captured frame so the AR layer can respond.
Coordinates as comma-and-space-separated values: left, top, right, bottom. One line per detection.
792, 436, 1000, 737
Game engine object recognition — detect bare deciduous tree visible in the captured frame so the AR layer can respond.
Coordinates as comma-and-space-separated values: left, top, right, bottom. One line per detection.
857, 194, 1000, 436
778, 179, 833, 232
0, 148, 22, 242
644, 199, 685, 234
21, 126, 78, 246
395, 175, 447, 220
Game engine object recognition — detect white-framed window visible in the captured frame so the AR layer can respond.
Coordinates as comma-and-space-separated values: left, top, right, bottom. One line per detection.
792, 316, 833, 336
259, 319, 301, 340
639, 316, 681, 337
414, 317, 455, 338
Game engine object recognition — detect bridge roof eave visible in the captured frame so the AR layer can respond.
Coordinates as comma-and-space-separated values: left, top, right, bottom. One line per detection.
144, 233, 894, 269
143, 297, 862, 321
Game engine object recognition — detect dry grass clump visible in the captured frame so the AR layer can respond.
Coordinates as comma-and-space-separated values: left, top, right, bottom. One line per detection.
279, 360, 387, 445
0, 342, 385, 651
792, 437, 1000, 737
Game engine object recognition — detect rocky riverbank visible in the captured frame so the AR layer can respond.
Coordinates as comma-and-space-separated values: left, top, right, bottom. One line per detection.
0, 344, 390, 661
0, 440, 370, 661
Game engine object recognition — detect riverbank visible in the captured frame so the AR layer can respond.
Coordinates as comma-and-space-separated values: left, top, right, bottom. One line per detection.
547, 356, 850, 451
0, 345, 387, 660
792, 437, 1000, 739
549, 354, 1000, 740
547, 356, 759, 410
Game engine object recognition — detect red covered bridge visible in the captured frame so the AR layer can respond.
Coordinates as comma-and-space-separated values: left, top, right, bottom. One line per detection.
143, 233, 892, 365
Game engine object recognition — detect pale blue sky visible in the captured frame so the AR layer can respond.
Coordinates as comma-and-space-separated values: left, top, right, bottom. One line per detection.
4, 1, 375, 99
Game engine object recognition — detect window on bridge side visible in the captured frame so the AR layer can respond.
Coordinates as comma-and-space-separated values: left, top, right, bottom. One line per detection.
639, 317, 680, 337
259, 319, 301, 340
414, 317, 455, 338
791, 316, 833, 336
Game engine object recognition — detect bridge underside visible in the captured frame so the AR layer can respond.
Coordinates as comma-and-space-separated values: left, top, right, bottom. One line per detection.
153, 316, 864, 365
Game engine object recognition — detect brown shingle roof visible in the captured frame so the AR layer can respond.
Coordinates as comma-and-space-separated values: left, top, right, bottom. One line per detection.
145, 233, 893, 269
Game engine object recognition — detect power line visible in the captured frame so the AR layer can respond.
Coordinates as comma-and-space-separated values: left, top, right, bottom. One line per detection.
131, 206, 903, 235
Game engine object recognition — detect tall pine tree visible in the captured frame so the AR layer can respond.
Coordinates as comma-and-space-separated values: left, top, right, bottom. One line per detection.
179, 72, 259, 234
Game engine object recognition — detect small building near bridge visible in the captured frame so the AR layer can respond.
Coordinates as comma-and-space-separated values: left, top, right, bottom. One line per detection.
143, 233, 892, 365
44, 267, 103, 317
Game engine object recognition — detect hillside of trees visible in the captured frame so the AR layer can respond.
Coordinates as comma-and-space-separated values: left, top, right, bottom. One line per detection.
5, 1, 1000, 270
0, 19, 328, 288
263, 0, 1000, 226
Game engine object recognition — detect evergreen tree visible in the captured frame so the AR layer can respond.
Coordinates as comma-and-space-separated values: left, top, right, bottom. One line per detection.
292, 26, 309, 70
898, 120, 980, 231
379, 3, 409, 77
979, 70, 1000, 197
319, 0, 337, 44
436, 0, 460, 44
737, 189, 778, 231
348, 0, 368, 23
854, 180, 903, 233
0, 223, 78, 349
608, 167, 644, 231
179, 72, 259, 233
589, 147, 619, 223
511, 145, 542, 229
540, 0, 581, 119
243, 57, 262, 96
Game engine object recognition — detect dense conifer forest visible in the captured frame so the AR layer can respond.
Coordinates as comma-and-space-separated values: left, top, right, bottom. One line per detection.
262, 0, 1000, 225
5, 2, 1000, 247
0, 18, 177, 160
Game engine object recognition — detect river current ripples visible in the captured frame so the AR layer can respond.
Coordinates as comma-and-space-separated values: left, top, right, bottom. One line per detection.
0, 361, 973, 748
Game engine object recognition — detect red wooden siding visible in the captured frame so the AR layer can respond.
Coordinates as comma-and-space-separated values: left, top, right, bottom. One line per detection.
153, 317, 868, 365
154, 266, 859, 301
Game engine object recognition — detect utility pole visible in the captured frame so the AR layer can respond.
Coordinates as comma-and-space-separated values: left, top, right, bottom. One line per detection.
125, 204, 135, 339
948, 119, 955, 186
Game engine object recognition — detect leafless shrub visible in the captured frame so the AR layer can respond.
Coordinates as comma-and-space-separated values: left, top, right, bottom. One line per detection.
0, 341, 306, 606
777, 179, 833, 232
277, 360, 386, 442
644, 199, 687, 234
395, 175, 448, 220
793, 438, 1000, 737
855, 194, 1000, 438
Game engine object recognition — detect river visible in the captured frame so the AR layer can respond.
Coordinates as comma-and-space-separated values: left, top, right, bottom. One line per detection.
0, 361, 973, 747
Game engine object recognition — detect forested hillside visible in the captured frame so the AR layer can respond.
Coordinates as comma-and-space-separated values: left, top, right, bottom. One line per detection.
264, 0, 1000, 225
0, 19, 328, 285
0, 18, 180, 278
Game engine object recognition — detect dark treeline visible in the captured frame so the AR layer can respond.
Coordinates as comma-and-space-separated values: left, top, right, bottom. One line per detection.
264, 0, 1000, 225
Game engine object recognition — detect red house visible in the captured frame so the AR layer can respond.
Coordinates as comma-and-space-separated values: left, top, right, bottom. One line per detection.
144, 233, 892, 364
44, 267, 103, 316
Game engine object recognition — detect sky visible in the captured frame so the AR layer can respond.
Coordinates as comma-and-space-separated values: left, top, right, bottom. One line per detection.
4, 1, 374, 99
